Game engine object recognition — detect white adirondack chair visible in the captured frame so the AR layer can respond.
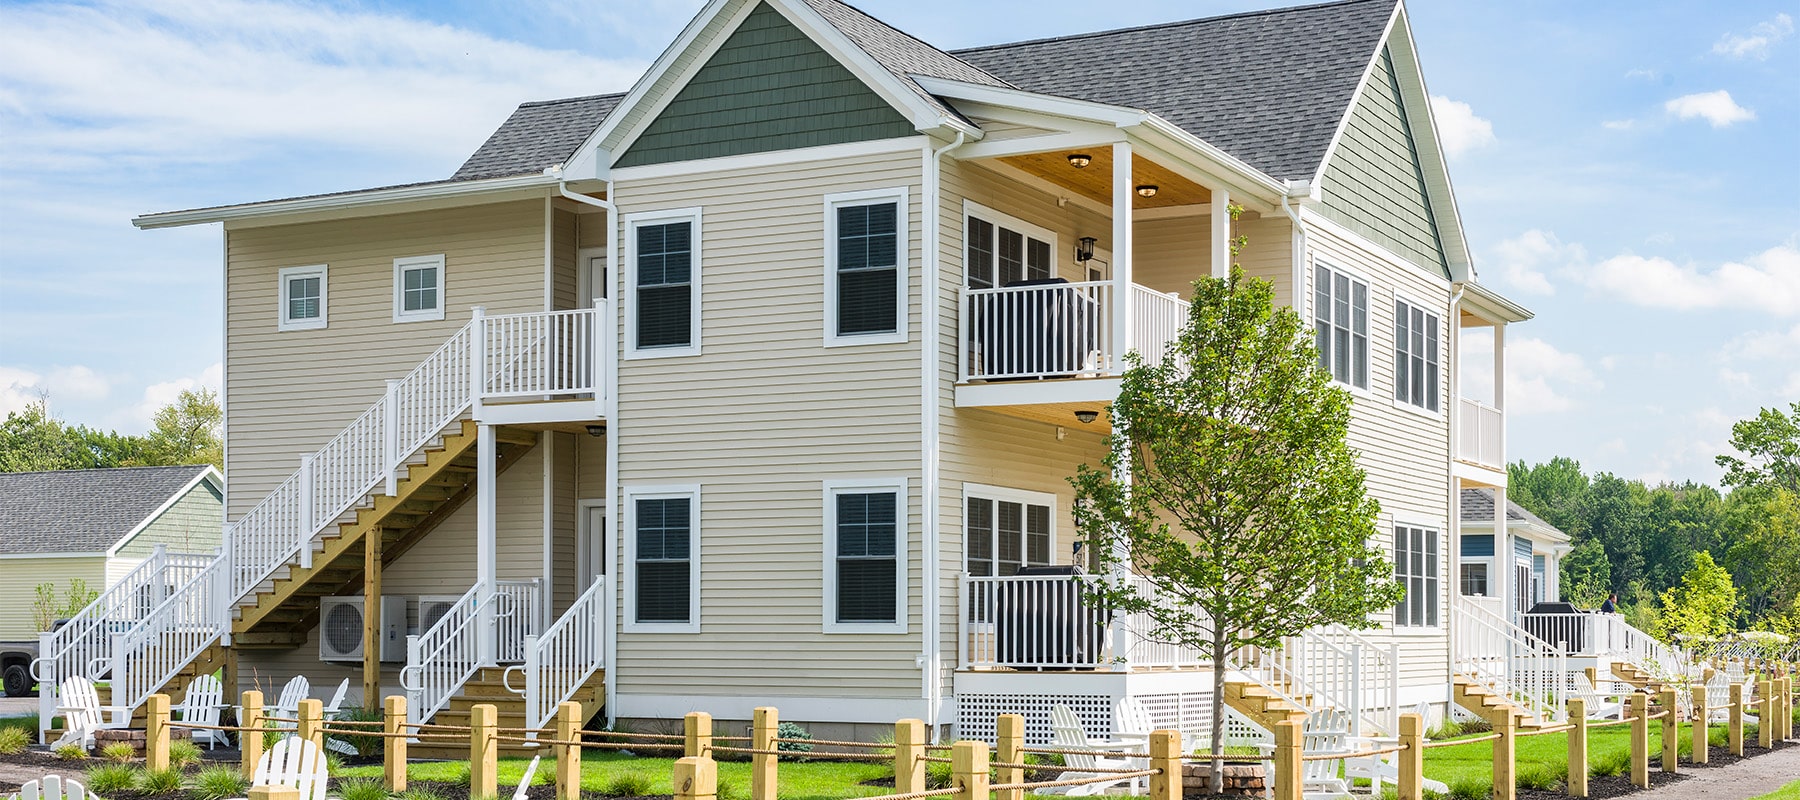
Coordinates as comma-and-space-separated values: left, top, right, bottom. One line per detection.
231, 736, 330, 800
269, 675, 310, 729
15, 775, 99, 800
175, 673, 228, 750
1258, 709, 1354, 800
1039, 704, 1145, 796
1568, 672, 1626, 720
1112, 697, 1155, 743
320, 678, 350, 718
513, 755, 542, 800
49, 676, 122, 750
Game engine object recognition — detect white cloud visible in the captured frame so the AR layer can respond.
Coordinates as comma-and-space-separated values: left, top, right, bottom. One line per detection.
1723, 322, 1800, 361
1713, 13, 1794, 59
1584, 243, 1800, 315
1664, 90, 1756, 128
1428, 95, 1496, 157
1504, 337, 1602, 415
1601, 119, 1639, 131
0, 365, 112, 416
1486, 229, 1583, 295
115, 362, 224, 431
1624, 68, 1661, 81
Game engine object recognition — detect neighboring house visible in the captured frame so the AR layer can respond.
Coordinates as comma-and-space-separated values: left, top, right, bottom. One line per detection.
1458, 487, 1571, 619
0, 465, 222, 696
42, 0, 1662, 748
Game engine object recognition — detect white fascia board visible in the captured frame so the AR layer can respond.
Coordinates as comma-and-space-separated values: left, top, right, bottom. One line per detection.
106, 466, 224, 558
133, 174, 559, 230
956, 130, 1126, 160
766, 0, 970, 135
1384, 5, 1475, 283
1133, 117, 1291, 208
572, 0, 740, 177
1309, 2, 1401, 192
912, 76, 1145, 127
1458, 281, 1534, 323
0, 551, 109, 560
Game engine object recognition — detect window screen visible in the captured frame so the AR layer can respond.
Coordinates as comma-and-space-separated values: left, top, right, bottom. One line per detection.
835, 491, 898, 623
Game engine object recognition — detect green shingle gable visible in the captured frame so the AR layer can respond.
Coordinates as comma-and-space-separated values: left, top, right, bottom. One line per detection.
615, 2, 917, 168
1317, 45, 1450, 279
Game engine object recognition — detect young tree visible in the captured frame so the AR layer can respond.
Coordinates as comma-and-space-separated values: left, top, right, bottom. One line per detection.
1071, 268, 1401, 793
1559, 538, 1611, 608
1656, 551, 1738, 642
140, 388, 223, 469
1717, 402, 1800, 493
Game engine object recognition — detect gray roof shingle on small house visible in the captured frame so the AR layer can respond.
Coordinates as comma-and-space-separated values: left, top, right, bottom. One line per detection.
1460, 488, 1558, 532
0, 465, 213, 555
797, 0, 1014, 117
951, 0, 1397, 182
450, 93, 626, 182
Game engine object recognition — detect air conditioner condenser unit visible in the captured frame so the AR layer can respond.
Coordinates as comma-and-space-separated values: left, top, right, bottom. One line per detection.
319, 596, 408, 662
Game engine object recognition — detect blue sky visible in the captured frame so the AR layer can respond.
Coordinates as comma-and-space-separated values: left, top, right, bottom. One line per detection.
1, 0, 1794, 484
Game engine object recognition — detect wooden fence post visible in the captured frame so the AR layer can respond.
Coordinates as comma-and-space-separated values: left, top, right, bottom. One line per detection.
385, 695, 407, 791
1397, 713, 1423, 800
1628, 694, 1649, 789
555, 701, 580, 800
1729, 683, 1745, 756
145, 693, 170, 772
1273, 719, 1302, 800
894, 719, 926, 796
685, 711, 713, 759
249, 786, 299, 800
1658, 688, 1677, 773
751, 707, 778, 800
951, 741, 989, 800
241, 690, 264, 780
1783, 676, 1794, 741
1567, 699, 1587, 799
995, 715, 1024, 800
673, 756, 717, 800
1492, 708, 1516, 800
1690, 684, 1708, 765
1148, 729, 1180, 800
297, 699, 324, 752
1759, 679, 1773, 749
470, 703, 498, 800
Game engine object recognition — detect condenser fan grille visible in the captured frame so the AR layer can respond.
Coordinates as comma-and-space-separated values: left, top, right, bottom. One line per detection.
323, 603, 363, 655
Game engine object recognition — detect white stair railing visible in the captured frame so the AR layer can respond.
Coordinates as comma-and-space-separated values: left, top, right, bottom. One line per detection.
102, 555, 231, 724
1226, 623, 1398, 737
1454, 595, 1567, 725
494, 579, 543, 664
507, 576, 607, 737
401, 584, 488, 726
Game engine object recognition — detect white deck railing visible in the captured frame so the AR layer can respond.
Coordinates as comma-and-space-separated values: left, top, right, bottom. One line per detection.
509, 576, 607, 736
1458, 398, 1504, 469
104, 556, 231, 725
1129, 285, 1189, 368
494, 579, 543, 664
1520, 612, 1694, 676
1234, 624, 1399, 737
961, 281, 1192, 382
401, 579, 542, 726
482, 308, 606, 399
1454, 595, 1566, 725
959, 573, 1216, 670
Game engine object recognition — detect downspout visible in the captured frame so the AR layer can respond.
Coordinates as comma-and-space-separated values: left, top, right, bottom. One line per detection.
1278, 187, 1308, 319
920, 132, 964, 733
556, 179, 620, 728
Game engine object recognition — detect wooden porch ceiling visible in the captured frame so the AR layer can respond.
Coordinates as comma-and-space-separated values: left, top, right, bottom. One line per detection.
998, 149, 1211, 209
972, 400, 1114, 435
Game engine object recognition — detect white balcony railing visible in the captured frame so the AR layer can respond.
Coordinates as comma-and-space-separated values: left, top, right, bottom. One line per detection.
1453, 594, 1566, 726
960, 281, 1189, 382
1458, 397, 1504, 469
959, 572, 1215, 670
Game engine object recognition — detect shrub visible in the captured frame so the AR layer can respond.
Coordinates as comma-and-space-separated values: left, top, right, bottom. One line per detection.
190, 765, 250, 800
324, 750, 347, 775
330, 705, 385, 757
139, 767, 187, 795
925, 759, 953, 789
1589, 748, 1630, 778
101, 742, 137, 763
601, 773, 655, 798
0, 726, 30, 755
170, 739, 203, 768
1709, 724, 1729, 748
86, 764, 140, 794
1516, 764, 1560, 791
1425, 719, 1462, 740
1447, 777, 1490, 800
336, 777, 392, 800
1457, 716, 1493, 735
774, 721, 814, 759
54, 743, 89, 760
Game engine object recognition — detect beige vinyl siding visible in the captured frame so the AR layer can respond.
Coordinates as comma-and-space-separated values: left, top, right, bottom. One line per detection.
116, 480, 224, 558
0, 558, 107, 640
576, 433, 608, 501
1304, 215, 1454, 690
554, 208, 579, 311
551, 432, 580, 614
1133, 215, 1293, 304
609, 145, 925, 702
223, 200, 548, 518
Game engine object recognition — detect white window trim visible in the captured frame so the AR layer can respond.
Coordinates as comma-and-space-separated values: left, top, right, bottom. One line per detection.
577, 247, 608, 308
961, 200, 1060, 287
624, 207, 703, 359
822, 477, 909, 633
277, 265, 328, 331
623, 484, 701, 633
1311, 259, 1371, 394
1392, 520, 1443, 633
392, 254, 446, 323
1457, 558, 1491, 598
961, 482, 1059, 571
823, 188, 910, 347
1391, 291, 1444, 418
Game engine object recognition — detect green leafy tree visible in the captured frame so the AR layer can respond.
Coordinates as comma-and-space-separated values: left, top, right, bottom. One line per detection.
1656, 551, 1738, 642
1070, 268, 1401, 793
32, 579, 99, 631
1559, 539, 1611, 607
1508, 457, 1591, 537
1717, 402, 1800, 493
0, 399, 85, 472
140, 388, 223, 469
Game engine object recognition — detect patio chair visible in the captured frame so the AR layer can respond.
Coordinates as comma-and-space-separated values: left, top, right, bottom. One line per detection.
513, 755, 542, 800
269, 675, 310, 727
1342, 706, 1448, 798
49, 676, 123, 751
1040, 713, 1145, 796
15, 775, 99, 800
320, 678, 350, 718
1112, 697, 1155, 742
175, 673, 229, 750
1257, 709, 1354, 800
231, 736, 329, 800
1568, 672, 1626, 720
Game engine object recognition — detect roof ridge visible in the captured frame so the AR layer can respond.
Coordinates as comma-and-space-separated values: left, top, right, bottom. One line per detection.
517, 91, 629, 109
0, 464, 208, 478
951, 0, 1389, 55
818, 0, 1017, 89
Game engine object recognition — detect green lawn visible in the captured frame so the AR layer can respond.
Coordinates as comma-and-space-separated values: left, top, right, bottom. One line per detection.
1751, 779, 1800, 800
1420, 723, 1675, 790
335, 752, 893, 800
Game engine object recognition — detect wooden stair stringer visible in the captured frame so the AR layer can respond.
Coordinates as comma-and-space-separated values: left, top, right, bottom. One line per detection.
1451, 674, 1544, 729
1221, 680, 1308, 734
408, 667, 607, 759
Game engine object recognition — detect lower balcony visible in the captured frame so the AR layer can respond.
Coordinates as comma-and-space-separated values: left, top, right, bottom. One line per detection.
957, 572, 1209, 672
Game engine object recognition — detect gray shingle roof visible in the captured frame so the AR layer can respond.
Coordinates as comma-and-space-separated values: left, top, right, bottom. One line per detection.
952, 0, 1397, 181
1460, 488, 1558, 532
451, 93, 626, 182
798, 0, 1013, 119
0, 466, 214, 555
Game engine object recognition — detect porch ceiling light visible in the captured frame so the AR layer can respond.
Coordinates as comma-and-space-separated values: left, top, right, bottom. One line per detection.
1075, 236, 1097, 263
1067, 153, 1092, 168
1074, 410, 1099, 424
1135, 184, 1159, 198
586, 424, 607, 437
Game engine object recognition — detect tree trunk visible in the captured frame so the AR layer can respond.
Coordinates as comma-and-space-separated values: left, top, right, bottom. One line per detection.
1210, 638, 1227, 796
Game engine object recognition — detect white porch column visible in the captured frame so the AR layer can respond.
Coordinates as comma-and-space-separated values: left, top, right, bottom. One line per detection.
477, 423, 498, 666
1111, 141, 1134, 367
1496, 486, 1510, 622
1210, 188, 1231, 279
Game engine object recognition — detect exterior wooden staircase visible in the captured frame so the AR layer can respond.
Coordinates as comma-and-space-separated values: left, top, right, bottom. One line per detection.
1222, 680, 1308, 732
232, 421, 540, 648
1452, 674, 1549, 730
1610, 662, 1662, 693
95, 643, 229, 726
409, 667, 608, 759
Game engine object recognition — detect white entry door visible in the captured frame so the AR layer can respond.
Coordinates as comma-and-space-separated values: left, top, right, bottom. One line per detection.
578, 503, 606, 592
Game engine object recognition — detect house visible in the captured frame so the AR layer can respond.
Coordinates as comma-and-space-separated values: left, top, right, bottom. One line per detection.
34, 0, 1669, 749
1458, 487, 1571, 619
0, 465, 222, 698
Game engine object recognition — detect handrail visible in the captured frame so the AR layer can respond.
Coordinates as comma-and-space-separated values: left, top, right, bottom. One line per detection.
516, 576, 609, 736
403, 583, 488, 726
1454, 595, 1566, 725
106, 554, 230, 720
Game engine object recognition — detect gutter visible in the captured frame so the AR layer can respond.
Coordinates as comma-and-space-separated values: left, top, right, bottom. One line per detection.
920, 131, 965, 732
133, 173, 561, 230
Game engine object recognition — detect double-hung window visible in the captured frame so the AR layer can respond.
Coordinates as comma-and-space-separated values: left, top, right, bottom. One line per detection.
963, 486, 1054, 577
1459, 562, 1489, 597
1394, 298, 1441, 411
826, 190, 908, 345
626, 486, 700, 631
1394, 525, 1440, 627
824, 479, 906, 632
278, 265, 327, 331
1314, 264, 1367, 389
393, 255, 445, 322
964, 204, 1054, 289
628, 209, 701, 357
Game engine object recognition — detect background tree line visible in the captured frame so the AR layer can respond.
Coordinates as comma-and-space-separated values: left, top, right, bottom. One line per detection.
0, 388, 222, 472
1512, 402, 1800, 641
